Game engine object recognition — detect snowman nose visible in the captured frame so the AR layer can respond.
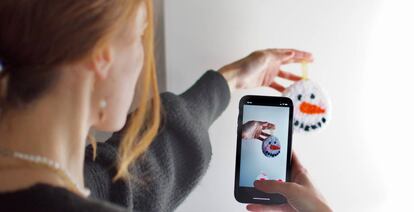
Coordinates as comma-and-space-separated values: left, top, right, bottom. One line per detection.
270, 145, 280, 150
300, 102, 325, 114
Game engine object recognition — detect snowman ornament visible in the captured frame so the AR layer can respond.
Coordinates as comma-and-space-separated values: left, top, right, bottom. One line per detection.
261, 134, 281, 157
283, 63, 331, 133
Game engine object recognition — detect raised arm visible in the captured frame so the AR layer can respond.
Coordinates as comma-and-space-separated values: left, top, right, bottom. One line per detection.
84, 70, 230, 211
84, 48, 313, 211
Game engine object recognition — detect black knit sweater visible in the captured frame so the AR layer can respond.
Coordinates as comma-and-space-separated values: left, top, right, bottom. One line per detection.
0, 70, 231, 212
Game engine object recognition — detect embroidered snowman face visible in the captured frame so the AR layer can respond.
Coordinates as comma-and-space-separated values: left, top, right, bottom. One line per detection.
262, 135, 281, 158
283, 79, 331, 133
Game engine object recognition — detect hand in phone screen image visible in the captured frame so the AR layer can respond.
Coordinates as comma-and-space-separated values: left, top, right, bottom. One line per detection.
241, 121, 281, 158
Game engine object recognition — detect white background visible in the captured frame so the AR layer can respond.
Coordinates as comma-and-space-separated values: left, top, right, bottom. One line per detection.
163, 0, 414, 211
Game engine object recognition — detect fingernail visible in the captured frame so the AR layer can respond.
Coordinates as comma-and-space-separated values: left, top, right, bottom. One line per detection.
286, 51, 294, 56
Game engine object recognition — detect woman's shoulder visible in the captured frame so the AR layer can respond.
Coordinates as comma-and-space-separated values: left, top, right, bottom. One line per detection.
0, 183, 127, 212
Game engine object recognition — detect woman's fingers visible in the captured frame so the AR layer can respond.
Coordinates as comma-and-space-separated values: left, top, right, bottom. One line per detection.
261, 49, 295, 65
291, 152, 305, 170
250, 151, 332, 212
277, 70, 303, 81
261, 131, 271, 137
269, 81, 286, 93
284, 50, 313, 64
254, 180, 302, 198
246, 203, 296, 212
255, 127, 266, 141
262, 122, 276, 130
254, 121, 276, 141
290, 153, 314, 188
267, 49, 313, 64
255, 121, 276, 130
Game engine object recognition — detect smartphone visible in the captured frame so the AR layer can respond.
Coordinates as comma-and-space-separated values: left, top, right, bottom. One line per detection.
234, 95, 294, 204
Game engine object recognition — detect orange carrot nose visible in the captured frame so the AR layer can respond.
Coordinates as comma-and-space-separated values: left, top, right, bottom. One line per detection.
300, 102, 325, 114
270, 145, 280, 150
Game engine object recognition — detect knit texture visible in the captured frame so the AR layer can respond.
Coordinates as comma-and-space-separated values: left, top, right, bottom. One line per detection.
0, 70, 231, 212
282, 79, 330, 133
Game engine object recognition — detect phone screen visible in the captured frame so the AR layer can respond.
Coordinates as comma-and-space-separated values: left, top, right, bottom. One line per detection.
240, 104, 290, 186
235, 95, 293, 204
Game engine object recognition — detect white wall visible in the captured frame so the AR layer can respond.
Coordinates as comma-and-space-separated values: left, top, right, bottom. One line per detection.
361, 0, 414, 210
164, 0, 413, 211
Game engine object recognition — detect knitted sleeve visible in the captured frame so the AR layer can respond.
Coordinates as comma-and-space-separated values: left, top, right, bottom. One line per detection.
84, 70, 231, 212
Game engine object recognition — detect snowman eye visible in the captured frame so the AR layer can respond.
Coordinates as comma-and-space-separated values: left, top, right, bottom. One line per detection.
310, 93, 315, 99
297, 94, 302, 101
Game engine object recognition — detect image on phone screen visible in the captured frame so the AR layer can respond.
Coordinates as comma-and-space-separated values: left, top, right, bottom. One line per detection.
240, 104, 290, 185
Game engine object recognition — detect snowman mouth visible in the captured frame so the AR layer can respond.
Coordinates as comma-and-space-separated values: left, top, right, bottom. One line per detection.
264, 150, 280, 157
294, 117, 327, 131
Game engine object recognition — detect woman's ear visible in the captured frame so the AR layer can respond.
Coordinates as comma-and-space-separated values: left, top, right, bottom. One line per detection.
85, 45, 113, 80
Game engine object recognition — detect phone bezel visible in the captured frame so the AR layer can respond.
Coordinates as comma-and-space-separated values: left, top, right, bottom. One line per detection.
234, 95, 294, 205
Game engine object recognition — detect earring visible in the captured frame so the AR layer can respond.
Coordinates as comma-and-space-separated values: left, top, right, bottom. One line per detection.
98, 99, 107, 122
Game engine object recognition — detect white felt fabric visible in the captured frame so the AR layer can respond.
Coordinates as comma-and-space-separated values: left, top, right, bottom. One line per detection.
283, 79, 331, 133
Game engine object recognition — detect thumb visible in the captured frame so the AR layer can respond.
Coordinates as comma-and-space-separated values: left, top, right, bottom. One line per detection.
254, 180, 302, 199
254, 180, 317, 211
281, 51, 295, 63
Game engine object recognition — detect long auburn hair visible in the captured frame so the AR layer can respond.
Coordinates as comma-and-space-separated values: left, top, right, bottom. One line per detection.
0, 0, 161, 180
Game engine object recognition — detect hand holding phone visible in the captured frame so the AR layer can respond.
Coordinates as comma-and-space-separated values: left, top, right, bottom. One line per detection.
247, 152, 332, 212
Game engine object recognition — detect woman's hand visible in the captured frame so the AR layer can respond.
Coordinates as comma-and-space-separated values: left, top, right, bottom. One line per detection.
241, 121, 275, 141
218, 49, 313, 92
247, 152, 332, 212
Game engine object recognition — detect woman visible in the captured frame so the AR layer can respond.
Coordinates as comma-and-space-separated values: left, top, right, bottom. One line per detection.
0, 0, 330, 211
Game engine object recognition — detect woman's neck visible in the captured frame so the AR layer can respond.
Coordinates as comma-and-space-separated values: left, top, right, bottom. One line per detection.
0, 69, 95, 193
